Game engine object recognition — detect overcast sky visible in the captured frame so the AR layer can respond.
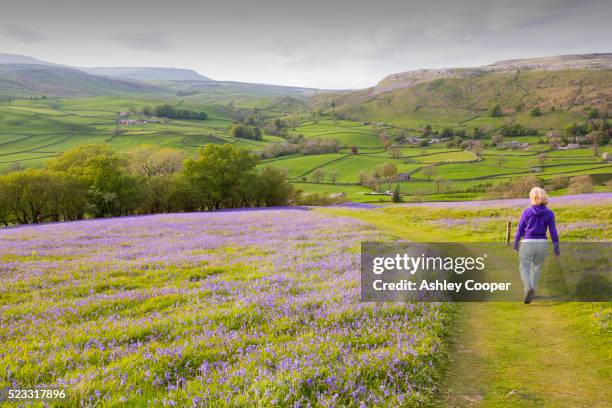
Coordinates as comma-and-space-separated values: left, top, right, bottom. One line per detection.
1, 0, 610, 89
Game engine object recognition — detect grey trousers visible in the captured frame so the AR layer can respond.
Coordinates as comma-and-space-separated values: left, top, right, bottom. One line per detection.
518, 240, 549, 291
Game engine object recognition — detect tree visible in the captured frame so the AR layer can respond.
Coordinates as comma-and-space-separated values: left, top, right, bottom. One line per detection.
328, 170, 340, 184
127, 145, 186, 178
153, 105, 207, 120
311, 169, 326, 184
529, 107, 542, 117
441, 127, 454, 138
0, 169, 51, 224
392, 185, 402, 203
375, 163, 398, 189
138, 175, 176, 214
253, 166, 293, 206
550, 176, 569, 191
587, 107, 600, 119
230, 124, 262, 140
44, 172, 89, 221
537, 153, 547, 166
388, 145, 401, 158
499, 123, 538, 137
48, 144, 140, 217
568, 175, 594, 194
421, 166, 437, 181
495, 156, 508, 168
274, 118, 284, 130
182, 144, 259, 210
433, 176, 446, 193
490, 104, 503, 117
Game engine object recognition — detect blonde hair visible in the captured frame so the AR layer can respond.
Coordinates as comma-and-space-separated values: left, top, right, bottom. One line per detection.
529, 187, 549, 205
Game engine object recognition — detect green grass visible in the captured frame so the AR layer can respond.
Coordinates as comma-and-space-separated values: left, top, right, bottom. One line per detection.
259, 153, 345, 179
0, 96, 283, 171
1, 97, 610, 202
289, 120, 383, 148
292, 182, 374, 202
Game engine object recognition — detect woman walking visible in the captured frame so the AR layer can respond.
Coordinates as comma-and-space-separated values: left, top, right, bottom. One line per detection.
514, 187, 560, 304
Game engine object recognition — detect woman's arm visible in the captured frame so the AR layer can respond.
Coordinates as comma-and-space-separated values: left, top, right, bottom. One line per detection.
549, 212, 560, 255
513, 211, 527, 250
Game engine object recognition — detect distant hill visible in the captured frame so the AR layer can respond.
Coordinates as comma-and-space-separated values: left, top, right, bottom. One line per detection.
164, 79, 319, 98
0, 53, 322, 100
0, 53, 60, 66
362, 53, 612, 95
81, 67, 211, 81
0, 64, 164, 97
312, 53, 612, 127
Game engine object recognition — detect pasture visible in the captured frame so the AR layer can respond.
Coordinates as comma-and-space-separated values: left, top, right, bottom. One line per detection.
0, 97, 275, 172
0, 97, 610, 202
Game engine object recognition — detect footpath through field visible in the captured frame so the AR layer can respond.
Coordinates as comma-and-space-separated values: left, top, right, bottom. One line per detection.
321, 202, 611, 408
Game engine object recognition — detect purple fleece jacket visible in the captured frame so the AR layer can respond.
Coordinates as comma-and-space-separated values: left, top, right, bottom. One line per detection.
514, 205, 560, 255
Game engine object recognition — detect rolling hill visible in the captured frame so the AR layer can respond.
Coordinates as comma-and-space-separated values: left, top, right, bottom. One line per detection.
312, 54, 612, 129
80, 66, 211, 81
0, 53, 323, 101
0, 64, 165, 97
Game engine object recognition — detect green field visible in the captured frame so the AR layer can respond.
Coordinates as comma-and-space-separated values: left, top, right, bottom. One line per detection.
0, 95, 610, 199
289, 120, 384, 147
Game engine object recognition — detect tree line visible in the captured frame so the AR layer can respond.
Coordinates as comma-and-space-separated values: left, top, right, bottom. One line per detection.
0, 144, 293, 226
142, 104, 208, 120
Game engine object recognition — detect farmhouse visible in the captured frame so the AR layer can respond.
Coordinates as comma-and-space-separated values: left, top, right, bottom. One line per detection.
557, 143, 581, 150
407, 137, 424, 144
397, 173, 411, 181
119, 119, 141, 125
502, 141, 529, 149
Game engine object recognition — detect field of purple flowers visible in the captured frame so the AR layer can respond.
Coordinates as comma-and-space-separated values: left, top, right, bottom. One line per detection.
0, 210, 453, 407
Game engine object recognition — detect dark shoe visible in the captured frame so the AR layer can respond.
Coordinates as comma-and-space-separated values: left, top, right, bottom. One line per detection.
524, 288, 534, 304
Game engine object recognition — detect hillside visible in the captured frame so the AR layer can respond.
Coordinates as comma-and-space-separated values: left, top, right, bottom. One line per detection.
312, 54, 612, 129
0, 53, 323, 102
0, 53, 61, 66
81, 66, 211, 81
0, 64, 166, 97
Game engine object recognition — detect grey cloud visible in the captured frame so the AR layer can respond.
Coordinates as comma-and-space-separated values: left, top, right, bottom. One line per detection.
1, 0, 610, 88
2, 25, 47, 43
111, 32, 173, 52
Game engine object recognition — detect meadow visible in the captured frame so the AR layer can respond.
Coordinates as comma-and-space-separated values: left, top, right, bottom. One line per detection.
0, 210, 453, 407
1, 194, 610, 407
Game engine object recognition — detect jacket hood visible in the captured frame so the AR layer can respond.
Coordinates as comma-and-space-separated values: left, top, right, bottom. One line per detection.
528, 204, 548, 216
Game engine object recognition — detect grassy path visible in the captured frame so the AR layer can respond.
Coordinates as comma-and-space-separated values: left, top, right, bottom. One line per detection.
437, 302, 610, 407
320, 207, 611, 407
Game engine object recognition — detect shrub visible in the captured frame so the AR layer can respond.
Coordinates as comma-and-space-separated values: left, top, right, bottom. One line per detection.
529, 107, 542, 117
568, 175, 594, 194
490, 104, 503, 117
230, 123, 262, 140
392, 185, 402, 202
152, 104, 207, 120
